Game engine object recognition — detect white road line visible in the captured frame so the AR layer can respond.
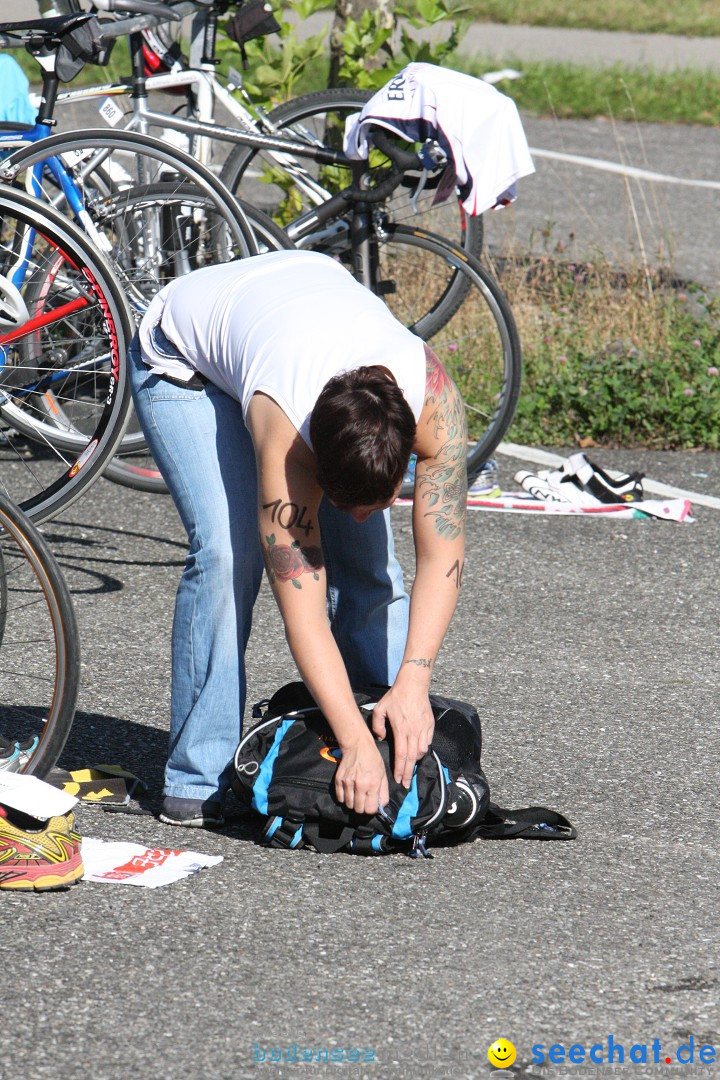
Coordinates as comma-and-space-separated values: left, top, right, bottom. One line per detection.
497, 442, 720, 510
529, 148, 720, 191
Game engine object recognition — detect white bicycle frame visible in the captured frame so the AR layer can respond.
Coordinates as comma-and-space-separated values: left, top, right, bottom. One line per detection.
51, 35, 333, 207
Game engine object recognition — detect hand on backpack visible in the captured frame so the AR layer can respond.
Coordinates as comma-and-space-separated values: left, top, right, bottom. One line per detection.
371, 683, 435, 789
334, 734, 390, 814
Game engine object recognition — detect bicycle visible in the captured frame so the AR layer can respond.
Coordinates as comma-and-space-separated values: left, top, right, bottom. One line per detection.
0, 11, 297, 489
4, 7, 522, 493
0, 11, 264, 288
51, 0, 483, 260
0, 489, 80, 779
32, 2, 484, 354
0, 182, 135, 522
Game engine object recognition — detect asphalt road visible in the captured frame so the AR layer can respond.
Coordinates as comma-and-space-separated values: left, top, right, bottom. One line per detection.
484, 115, 720, 292
3, 446, 719, 1080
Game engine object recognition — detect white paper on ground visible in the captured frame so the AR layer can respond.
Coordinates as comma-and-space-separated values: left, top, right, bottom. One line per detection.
0, 772, 78, 819
81, 837, 223, 887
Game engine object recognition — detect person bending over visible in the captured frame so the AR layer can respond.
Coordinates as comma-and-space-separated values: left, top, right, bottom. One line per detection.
129, 249, 467, 827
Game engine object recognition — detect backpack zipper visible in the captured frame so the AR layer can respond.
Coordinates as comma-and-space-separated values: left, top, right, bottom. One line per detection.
233, 706, 320, 761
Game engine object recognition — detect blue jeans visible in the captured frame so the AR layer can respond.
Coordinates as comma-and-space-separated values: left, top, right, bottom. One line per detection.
129, 337, 409, 801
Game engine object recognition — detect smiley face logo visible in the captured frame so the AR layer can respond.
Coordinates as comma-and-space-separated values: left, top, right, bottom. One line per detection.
487, 1039, 516, 1069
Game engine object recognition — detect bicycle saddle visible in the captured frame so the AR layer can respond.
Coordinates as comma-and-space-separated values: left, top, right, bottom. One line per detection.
0, 13, 94, 39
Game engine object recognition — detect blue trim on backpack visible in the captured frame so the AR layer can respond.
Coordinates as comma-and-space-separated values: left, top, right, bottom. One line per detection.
372, 835, 384, 852
392, 772, 420, 839
265, 816, 283, 839
289, 826, 304, 848
442, 765, 451, 784
252, 717, 296, 814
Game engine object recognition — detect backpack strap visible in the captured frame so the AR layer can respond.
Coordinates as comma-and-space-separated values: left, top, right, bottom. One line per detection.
474, 803, 577, 841
261, 816, 305, 849
301, 822, 357, 854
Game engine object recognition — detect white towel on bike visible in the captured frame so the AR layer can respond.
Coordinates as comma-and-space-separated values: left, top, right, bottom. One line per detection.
343, 62, 535, 215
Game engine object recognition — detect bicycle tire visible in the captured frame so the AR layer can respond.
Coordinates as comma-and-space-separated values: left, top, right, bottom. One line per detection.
372, 225, 521, 496
0, 490, 80, 779
0, 128, 259, 311
0, 184, 133, 523
220, 88, 483, 258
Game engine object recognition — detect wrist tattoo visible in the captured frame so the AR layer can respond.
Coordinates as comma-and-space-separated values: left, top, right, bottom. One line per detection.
404, 658, 433, 669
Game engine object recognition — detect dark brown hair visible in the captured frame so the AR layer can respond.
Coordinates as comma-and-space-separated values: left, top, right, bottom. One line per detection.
309, 366, 416, 508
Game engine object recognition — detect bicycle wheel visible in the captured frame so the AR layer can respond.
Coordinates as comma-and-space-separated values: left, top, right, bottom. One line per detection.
0, 491, 79, 779
373, 226, 521, 495
96, 191, 294, 492
0, 185, 132, 523
221, 89, 483, 257
0, 128, 258, 313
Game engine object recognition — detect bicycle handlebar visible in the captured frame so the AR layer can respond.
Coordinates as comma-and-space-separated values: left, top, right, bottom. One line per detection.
369, 127, 422, 173
346, 126, 448, 205
92, 0, 182, 21
95, 0, 210, 40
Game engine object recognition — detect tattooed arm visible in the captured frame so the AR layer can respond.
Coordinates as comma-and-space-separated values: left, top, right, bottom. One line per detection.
248, 392, 389, 813
371, 346, 466, 785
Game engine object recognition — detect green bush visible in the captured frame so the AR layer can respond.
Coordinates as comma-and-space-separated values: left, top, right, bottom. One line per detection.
216, 0, 470, 105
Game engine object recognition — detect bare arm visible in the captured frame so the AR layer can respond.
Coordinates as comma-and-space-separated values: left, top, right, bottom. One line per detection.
372, 346, 467, 783
248, 395, 389, 812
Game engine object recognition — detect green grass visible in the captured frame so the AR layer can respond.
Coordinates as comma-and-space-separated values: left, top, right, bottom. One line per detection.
459, 0, 720, 37
455, 56, 720, 125
497, 260, 720, 449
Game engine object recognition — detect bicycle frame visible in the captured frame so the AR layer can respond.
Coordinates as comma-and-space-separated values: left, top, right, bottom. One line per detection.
2, 10, 452, 337
0, 121, 116, 272
56, 65, 336, 207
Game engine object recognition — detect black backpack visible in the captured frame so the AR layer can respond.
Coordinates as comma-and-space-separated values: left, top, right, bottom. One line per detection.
232, 682, 576, 858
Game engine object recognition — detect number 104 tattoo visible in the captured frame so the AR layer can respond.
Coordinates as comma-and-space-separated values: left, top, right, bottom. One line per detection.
263, 499, 314, 536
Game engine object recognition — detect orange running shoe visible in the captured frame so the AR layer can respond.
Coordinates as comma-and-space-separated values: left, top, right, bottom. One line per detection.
0, 804, 83, 891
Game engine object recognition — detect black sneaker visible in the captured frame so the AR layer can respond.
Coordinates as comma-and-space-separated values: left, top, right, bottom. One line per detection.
569, 452, 644, 503
159, 796, 224, 828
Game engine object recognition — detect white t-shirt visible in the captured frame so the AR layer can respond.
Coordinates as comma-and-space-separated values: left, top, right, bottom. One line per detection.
343, 62, 535, 217
137, 250, 426, 447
